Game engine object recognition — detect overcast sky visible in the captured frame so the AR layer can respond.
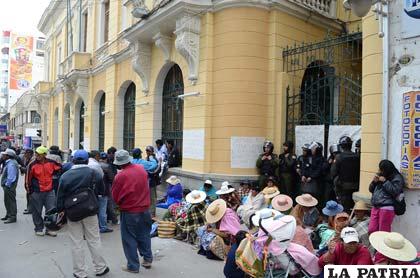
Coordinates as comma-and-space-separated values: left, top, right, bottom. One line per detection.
0, 0, 51, 36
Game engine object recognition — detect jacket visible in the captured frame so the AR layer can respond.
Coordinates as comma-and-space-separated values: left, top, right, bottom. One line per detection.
99, 161, 115, 197
1, 159, 18, 188
168, 148, 181, 168
331, 151, 360, 188
256, 153, 279, 176
112, 163, 150, 213
369, 174, 404, 208
278, 153, 297, 175
26, 158, 62, 193
56, 165, 104, 212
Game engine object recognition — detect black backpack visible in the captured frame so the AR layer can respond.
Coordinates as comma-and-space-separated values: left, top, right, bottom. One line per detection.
393, 192, 406, 216
64, 170, 98, 222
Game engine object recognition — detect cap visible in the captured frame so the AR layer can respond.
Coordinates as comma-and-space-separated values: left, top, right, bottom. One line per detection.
204, 179, 212, 185
35, 146, 49, 155
132, 148, 142, 156
99, 152, 108, 159
73, 149, 89, 161
1, 148, 16, 157
341, 227, 359, 243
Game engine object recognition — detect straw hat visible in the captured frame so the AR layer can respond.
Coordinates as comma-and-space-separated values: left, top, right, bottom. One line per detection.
166, 175, 181, 186
262, 186, 280, 199
205, 199, 227, 224
353, 200, 370, 211
369, 232, 417, 262
185, 190, 206, 204
322, 200, 344, 217
251, 208, 282, 227
216, 181, 235, 195
272, 194, 293, 212
296, 194, 318, 207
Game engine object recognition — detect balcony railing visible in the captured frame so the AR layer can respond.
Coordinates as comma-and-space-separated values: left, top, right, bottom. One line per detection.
291, 0, 337, 18
59, 52, 92, 76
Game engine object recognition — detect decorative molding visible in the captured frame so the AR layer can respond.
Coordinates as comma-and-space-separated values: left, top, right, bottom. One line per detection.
130, 41, 152, 94
153, 33, 172, 62
174, 14, 201, 85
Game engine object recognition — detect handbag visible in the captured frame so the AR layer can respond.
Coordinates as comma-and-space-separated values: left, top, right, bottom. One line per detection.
393, 192, 406, 216
209, 235, 227, 260
158, 221, 176, 238
64, 170, 98, 222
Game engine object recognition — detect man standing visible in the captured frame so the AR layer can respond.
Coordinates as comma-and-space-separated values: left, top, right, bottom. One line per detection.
112, 150, 153, 273
166, 140, 181, 168
22, 148, 35, 214
57, 150, 109, 278
155, 139, 168, 162
26, 146, 61, 236
1, 148, 19, 223
331, 136, 360, 212
98, 152, 115, 233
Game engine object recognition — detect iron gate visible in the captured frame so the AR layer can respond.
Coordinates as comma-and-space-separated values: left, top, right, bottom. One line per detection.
283, 32, 362, 143
162, 64, 184, 158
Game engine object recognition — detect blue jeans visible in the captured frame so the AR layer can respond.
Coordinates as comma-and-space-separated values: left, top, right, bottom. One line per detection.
120, 211, 153, 271
98, 196, 108, 232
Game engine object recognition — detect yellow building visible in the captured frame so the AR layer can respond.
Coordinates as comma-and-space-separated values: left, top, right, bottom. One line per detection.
36, 0, 365, 186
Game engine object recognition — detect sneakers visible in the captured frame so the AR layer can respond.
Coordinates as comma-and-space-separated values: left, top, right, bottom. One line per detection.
1, 216, 8, 221
23, 209, 32, 215
35, 231, 45, 236
141, 260, 152, 269
96, 266, 110, 276
100, 228, 113, 233
4, 218, 16, 224
45, 230, 57, 237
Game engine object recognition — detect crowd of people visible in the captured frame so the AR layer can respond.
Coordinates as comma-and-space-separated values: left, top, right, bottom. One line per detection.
0, 135, 418, 278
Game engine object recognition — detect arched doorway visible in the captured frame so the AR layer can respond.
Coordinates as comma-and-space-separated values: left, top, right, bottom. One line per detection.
63, 104, 70, 149
78, 102, 85, 149
53, 108, 58, 145
98, 94, 105, 151
123, 83, 136, 151
162, 64, 184, 160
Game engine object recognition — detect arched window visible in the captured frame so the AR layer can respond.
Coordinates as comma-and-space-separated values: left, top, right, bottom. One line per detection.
123, 83, 136, 151
79, 102, 85, 149
99, 94, 105, 151
63, 104, 70, 149
53, 108, 59, 145
162, 64, 184, 160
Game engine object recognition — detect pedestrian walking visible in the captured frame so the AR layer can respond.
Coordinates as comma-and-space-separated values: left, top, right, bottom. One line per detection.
112, 149, 153, 273
26, 146, 61, 236
1, 148, 19, 224
56, 149, 110, 278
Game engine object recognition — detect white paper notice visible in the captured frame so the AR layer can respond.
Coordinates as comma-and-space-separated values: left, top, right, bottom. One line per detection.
328, 125, 361, 152
83, 137, 90, 151
231, 137, 265, 169
182, 129, 205, 160
295, 125, 325, 156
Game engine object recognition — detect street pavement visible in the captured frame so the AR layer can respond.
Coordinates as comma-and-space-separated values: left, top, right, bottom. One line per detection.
0, 177, 224, 278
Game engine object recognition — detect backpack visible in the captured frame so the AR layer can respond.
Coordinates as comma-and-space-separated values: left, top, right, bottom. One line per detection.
393, 192, 406, 216
236, 234, 272, 278
64, 170, 98, 222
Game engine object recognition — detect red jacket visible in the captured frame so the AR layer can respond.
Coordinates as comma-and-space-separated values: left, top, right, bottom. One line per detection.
112, 163, 150, 213
319, 242, 373, 267
26, 159, 62, 193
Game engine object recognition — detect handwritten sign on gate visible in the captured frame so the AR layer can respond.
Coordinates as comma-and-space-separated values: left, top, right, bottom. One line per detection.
401, 91, 420, 189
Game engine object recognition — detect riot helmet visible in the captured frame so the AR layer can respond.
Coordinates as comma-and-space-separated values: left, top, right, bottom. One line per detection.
263, 141, 274, 154
338, 136, 353, 150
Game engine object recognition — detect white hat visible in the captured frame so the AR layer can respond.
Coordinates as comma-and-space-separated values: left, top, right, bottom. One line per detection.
166, 175, 181, 186
251, 208, 282, 227
186, 190, 206, 204
113, 150, 132, 165
369, 232, 417, 262
1, 148, 16, 158
216, 181, 235, 195
204, 180, 212, 185
340, 227, 359, 243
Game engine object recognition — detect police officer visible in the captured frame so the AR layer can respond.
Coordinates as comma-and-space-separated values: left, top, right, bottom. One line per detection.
296, 143, 311, 197
331, 136, 360, 212
256, 141, 278, 189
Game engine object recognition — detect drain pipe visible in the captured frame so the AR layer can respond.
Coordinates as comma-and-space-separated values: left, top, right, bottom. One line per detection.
380, 2, 390, 159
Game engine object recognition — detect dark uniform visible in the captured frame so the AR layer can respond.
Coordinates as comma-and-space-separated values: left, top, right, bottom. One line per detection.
256, 141, 278, 189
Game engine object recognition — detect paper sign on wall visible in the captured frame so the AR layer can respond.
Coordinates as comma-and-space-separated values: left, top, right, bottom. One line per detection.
231, 137, 265, 168
401, 91, 420, 189
295, 125, 324, 156
328, 125, 361, 153
182, 129, 205, 160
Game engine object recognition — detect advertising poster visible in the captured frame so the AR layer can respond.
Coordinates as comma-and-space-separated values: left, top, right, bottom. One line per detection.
401, 91, 420, 188
23, 136, 32, 149
9, 33, 33, 90
401, 0, 420, 39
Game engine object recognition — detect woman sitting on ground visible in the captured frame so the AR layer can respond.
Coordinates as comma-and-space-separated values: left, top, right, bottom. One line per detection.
164, 188, 191, 221
197, 199, 241, 260
156, 175, 183, 209
236, 182, 265, 227
199, 180, 218, 203
175, 190, 208, 243
290, 194, 320, 229
350, 200, 373, 255
216, 182, 241, 211
261, 182, 280, 209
